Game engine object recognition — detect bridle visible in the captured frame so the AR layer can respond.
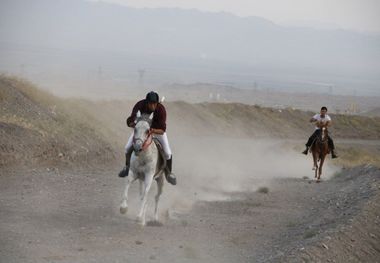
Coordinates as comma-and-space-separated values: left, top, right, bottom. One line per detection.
133, 118, 153, 152
133, 132, 153, 151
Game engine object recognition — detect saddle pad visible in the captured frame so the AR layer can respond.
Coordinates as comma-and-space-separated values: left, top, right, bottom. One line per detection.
153, 138, 166, 165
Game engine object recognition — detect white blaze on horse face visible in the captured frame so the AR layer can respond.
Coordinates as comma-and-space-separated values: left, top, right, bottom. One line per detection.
322, 127, 326, 140
133, 120, 150, 151
149, 112, 154, 120
136, 110, 141, 118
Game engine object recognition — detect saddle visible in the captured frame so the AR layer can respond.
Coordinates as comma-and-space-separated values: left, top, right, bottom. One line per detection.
152, 138, 167, 177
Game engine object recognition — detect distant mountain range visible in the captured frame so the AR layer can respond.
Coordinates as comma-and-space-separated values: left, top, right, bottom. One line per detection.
1, 0, 379, 95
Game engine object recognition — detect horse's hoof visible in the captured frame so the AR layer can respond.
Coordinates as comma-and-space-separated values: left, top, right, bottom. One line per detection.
137, 219, 146, 226
120, 206, 128, 214
316, 179, 321, 183
147, 220, 163, 227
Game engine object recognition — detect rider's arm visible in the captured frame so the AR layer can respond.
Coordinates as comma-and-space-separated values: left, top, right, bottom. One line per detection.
316, 120, 330, 128
126, 101, 143, 128
150, 128, 164, 135
150, 104, 167, 135
309, 117, 317, 123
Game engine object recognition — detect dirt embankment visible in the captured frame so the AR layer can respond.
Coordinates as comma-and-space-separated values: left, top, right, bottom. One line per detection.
0, 76, 116, 168
62, 99, 380, 141
2, 75, 380, 168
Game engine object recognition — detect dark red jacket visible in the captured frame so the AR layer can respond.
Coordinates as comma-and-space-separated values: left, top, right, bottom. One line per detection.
126, 100, 167, 132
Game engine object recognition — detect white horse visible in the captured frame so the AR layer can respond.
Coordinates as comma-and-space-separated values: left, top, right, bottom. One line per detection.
119, 111, 165, 226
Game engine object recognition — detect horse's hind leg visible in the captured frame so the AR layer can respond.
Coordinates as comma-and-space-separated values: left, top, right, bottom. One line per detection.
120, 172, 137, 214
314, 164, 318, 179
154, 176, 164, 222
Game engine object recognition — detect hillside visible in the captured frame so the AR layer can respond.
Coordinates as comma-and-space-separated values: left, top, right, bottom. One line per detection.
68, 99, 380, 141
1, 75, 380, 168
0, 75, 115, 167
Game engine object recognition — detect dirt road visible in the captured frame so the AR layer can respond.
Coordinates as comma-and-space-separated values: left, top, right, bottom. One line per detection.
1, 163, 379, 263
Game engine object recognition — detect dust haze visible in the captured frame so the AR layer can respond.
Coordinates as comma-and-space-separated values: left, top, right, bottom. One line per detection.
118, 129, 340, 219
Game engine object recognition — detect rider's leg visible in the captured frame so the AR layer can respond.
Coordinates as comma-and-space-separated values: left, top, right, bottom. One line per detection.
155, 133, 176, 185
303, 130, 319, 155
119, 133, 134, 177
328, 136, 338, 158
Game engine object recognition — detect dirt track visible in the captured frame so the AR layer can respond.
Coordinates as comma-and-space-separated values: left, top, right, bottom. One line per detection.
1, 163, 379, 263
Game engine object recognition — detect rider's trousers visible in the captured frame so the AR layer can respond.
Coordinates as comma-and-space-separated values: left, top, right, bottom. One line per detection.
125, 132, 172, 160
306, 129, 335, 150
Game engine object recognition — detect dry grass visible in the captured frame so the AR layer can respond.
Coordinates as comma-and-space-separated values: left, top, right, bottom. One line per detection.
257, 187, 269, 194
0, 75, 116, 167
332, 146, 380, 168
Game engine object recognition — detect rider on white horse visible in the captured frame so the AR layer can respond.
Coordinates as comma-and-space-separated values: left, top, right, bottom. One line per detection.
118, 91, 176, 185
302, 106, 338, 159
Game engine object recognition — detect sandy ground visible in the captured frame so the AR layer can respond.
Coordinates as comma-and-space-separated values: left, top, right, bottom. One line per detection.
1, 161, 379, 263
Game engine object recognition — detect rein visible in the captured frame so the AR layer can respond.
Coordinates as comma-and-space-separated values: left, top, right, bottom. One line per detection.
142, 132, 153, 151
133, 131, 153, 152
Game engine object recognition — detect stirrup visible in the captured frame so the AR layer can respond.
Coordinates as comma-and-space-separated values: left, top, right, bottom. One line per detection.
302, 148, 309, 155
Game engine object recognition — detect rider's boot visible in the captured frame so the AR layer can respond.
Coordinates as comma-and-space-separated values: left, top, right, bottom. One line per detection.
302, 147, 309, 155
328, 137, 338, 159
302, 136, 314, 155
331, 150, 338, 159
165, 156, 177, 185
118, 148, 133, 178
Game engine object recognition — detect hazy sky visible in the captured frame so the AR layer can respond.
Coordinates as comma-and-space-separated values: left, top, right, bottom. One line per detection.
89, 0, 380, 33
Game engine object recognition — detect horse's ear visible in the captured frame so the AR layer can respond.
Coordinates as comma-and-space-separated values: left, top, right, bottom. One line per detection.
149, 112, 154, 120
136, 110, 141, 118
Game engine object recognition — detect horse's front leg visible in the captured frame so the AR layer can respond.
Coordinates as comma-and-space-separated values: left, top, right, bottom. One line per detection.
137, 173, 154, 226
120, 171, 137, 214
154, 176, 164, 222
139, 179, 144, 200
312, 152, 318, 177
317, 155, 326, 182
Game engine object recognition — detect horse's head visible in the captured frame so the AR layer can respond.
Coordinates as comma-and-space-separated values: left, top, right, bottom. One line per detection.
133, 111, 153, 153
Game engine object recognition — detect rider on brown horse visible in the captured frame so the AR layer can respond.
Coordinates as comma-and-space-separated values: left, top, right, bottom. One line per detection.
302, 106, 338, 159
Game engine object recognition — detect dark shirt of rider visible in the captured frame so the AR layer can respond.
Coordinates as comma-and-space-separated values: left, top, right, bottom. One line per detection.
126, 100, 167, 132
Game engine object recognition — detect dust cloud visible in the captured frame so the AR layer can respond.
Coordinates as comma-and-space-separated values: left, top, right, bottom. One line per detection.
121, 133, 340, 219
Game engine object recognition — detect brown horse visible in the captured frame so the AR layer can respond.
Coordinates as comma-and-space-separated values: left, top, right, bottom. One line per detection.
310, 127, 329, 182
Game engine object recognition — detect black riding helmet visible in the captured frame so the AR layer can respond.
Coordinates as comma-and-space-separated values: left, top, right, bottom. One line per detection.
146, 91, 159, 103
